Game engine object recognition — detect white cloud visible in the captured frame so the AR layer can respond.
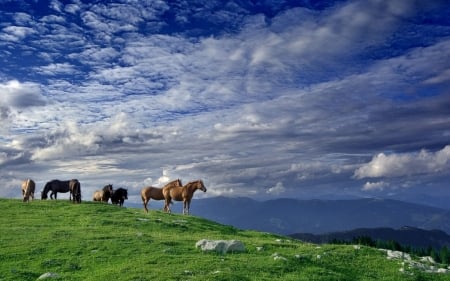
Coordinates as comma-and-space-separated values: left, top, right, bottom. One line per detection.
0, 26, 35, 41
354, 145, 450, 179
36, 63, 78, 76
362, 181, 389, 191
267, 182, 286, 195
0, 80, 46, 108
156, 169, 171, 185
30, 121, 101, 161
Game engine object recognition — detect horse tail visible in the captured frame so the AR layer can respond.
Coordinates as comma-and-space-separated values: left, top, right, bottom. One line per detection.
74, 180, 81, 203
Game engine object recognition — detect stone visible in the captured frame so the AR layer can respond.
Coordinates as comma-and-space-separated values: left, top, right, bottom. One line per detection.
37, 272, 59, 279
195, 239, 245, 254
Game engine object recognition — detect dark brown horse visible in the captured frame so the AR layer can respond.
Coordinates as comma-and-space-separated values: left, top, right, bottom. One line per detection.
21, 179, 35, 202
141, 179, 182, 213
93, 184, 113, 203
69, 179, 81, 203
42, 179, 80, 200
162, 180, 206, 215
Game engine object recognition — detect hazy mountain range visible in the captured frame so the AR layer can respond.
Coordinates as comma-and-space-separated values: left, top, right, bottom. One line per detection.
127, 197, 450, 236
289, 226, 450, 249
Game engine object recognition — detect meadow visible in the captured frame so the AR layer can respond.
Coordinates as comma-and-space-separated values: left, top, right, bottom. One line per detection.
0, 198, 449, 281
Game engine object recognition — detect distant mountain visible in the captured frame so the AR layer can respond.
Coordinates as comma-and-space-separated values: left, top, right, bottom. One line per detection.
289, 226, 450, 249
183, 197, 450, 235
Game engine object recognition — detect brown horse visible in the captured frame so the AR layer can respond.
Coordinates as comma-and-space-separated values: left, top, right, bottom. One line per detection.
21, 179, 35, 202
141, 179, 182, 213
162, 179, 207, 215
93, 184, 113, 203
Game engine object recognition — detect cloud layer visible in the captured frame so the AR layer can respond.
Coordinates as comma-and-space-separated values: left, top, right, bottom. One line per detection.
0, 0, 449, 204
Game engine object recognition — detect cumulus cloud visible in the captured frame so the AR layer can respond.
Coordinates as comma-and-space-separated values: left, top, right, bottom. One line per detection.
267, 182, 286, 195
0, 80, 46, 108
362, 181, 389, 191
156, 169, 171, 186
354, 145, 450, 179
30, 121, 101, 161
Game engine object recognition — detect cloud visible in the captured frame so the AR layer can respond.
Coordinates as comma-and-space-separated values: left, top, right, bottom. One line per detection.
0, 0, 449, 202
0, 80, 46, 108
0, 26, 35, 41
267, 182, 286, 195
362, 181, 389, 191
30, 121, 101, 161
35, 63, 79, 76
354, 145, 450, 179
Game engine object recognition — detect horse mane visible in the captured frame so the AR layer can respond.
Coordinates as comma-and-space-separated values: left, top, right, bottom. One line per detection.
186, 179, 202, 186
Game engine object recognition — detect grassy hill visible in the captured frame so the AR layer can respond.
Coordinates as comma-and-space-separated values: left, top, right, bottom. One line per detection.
1, 199, 449, 281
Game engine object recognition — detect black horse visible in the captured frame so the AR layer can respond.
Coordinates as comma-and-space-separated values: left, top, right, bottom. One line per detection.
111, 188, 128, 207
70, 179, 82, 203
42, 179, 80, 200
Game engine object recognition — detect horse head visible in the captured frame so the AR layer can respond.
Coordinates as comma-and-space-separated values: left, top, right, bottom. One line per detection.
103, 184, 113, 195
196, 180, 207, 192
41, 182, 51, 200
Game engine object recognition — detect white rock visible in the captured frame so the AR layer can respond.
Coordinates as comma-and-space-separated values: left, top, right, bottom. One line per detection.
420, 256, 435, 264
274, 255, 287, 261
37, 272, 59, 279
386, 250, 411, 261
195, 239, 245, 254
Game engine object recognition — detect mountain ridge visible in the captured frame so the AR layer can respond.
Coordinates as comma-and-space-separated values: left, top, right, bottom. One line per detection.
289, 226, 450, 249
170, 196, 450, 235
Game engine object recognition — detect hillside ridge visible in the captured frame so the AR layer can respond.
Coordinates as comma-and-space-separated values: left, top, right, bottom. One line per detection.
1, 198, 449, 280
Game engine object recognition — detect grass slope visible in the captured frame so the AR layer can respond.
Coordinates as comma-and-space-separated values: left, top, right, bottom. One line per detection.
0, 198, 449, 281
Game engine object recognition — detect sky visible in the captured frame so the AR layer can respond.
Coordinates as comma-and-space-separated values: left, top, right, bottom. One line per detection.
1, 0, 449, 206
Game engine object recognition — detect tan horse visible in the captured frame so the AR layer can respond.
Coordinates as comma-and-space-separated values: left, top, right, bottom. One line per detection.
163, 180, 207, 215
21, 179, 35, 202
93, 184, 113, 203
141, 179, 182, 213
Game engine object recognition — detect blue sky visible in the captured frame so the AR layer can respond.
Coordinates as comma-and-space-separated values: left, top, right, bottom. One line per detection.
1, 0, 449, 206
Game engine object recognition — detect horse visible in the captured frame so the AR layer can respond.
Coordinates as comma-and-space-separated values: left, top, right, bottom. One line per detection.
162, 179, 207, 215
111, 188, 128, 207
69, 179, 81, 203
21, 179, 36, 202
42, 179, 77, 200
141, 179, 182, 213
93, 184, 113, 203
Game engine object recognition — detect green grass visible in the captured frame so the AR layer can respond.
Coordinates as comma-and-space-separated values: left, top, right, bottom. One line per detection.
0, 198, 449, 281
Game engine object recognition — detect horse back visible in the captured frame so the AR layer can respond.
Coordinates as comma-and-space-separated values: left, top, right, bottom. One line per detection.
142, 186, 165, 200
168, 186, 185, 201
22, 179, 35, 194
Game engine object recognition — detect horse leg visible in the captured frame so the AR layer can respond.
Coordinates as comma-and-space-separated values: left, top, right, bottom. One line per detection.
183, 200, 187, 215
143, 200, 148, 213
142, 197, 148, 213
164, 198, 171, 213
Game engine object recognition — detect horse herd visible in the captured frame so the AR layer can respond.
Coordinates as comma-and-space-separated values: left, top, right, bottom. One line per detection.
20, 178, 207, 214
